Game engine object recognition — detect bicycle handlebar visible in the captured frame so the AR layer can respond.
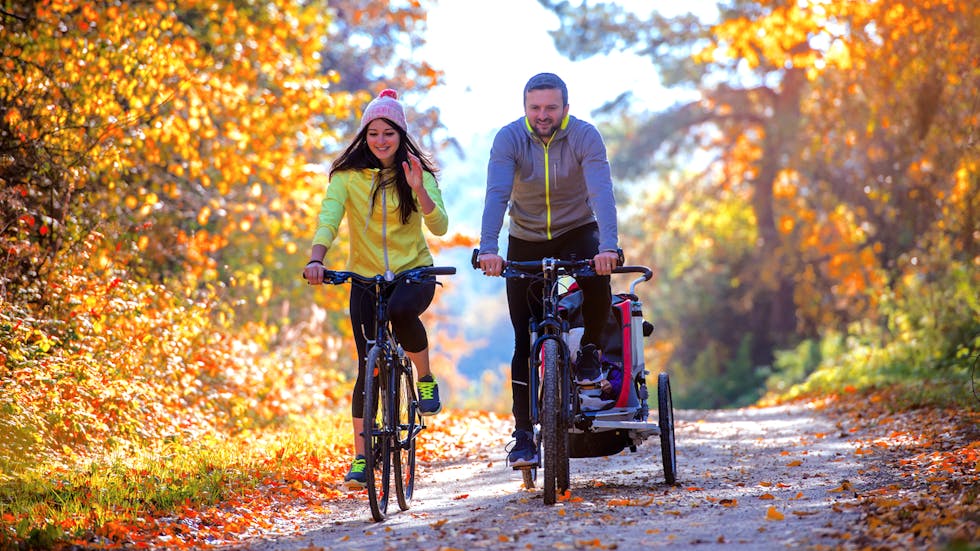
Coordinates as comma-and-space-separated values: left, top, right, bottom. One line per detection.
470, 249, 652, 282
304, 265, 456, 286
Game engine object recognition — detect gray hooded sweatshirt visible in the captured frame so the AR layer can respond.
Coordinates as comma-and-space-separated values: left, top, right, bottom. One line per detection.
479, 114, 619, 255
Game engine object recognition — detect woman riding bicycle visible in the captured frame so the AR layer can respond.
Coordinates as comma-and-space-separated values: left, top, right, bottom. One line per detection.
303, 88, 450, 489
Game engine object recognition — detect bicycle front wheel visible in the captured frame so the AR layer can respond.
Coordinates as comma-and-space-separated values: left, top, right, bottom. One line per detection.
393, 355, 420, 510
363, 346, 392, 521
541, 338, 561, 505
556, 348, 570, 495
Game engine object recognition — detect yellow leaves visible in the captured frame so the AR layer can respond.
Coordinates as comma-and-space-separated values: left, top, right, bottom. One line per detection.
778, 215, 795, 235
3, 106, 22, 127
772, 170, 798, 200
822, 39, 854, 71
700, 3, 826, 71
197, 206, 212, 226
766, 506, 785, 521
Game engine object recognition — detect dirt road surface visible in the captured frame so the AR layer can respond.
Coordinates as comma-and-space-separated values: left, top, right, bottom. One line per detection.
238, 403, 870, 550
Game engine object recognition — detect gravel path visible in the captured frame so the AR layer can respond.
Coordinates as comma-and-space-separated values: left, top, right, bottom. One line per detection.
238, 403, 869, 550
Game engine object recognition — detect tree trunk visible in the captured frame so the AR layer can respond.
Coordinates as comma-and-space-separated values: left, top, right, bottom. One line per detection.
749, 67, 806, 365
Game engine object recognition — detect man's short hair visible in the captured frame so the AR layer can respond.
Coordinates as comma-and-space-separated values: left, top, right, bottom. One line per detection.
523, 73, 568, 106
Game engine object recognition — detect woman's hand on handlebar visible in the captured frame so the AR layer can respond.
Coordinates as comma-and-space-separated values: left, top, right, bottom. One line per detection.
477, 252, 504, 277
593, 250, 619, 276
304, 260, 326, 284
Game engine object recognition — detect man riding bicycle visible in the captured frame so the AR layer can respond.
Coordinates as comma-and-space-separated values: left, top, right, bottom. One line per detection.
476, 72, 620, 467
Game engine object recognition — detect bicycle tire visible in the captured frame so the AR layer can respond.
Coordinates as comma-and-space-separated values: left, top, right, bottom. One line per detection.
657, 372, 677, 485
556, 350, 570, 494
363, 346, 392, 521
393, 356, 419, 510
541, 338, 560, 505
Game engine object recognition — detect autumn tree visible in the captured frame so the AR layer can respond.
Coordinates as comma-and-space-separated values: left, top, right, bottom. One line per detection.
541, 0, 979, 406
0, 0, 449, 468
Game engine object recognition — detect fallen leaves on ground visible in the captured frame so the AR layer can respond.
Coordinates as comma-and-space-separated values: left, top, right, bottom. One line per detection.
6, 393, 976, 550
808, 389, 979, 549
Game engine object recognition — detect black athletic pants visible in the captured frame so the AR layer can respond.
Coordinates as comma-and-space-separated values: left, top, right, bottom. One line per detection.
507, 222, 612, 432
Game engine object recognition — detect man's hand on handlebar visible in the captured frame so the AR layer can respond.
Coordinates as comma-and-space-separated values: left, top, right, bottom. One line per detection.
593, 250, 619, 276
477, 252, 504, 277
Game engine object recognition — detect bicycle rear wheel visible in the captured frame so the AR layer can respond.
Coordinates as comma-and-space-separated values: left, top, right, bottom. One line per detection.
657, 372, 677, 485
541, 338, 561, 505
393, 356, 420, 510
363, 346, 392, 521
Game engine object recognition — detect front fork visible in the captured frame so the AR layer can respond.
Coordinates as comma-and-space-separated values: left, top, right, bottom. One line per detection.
528, 320, 573, 445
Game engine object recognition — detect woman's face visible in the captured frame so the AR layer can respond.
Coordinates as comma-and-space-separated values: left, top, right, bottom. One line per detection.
365, 118, 401, 168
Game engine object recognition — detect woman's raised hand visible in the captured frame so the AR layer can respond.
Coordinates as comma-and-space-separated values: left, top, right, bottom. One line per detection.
403, 153, 423, 192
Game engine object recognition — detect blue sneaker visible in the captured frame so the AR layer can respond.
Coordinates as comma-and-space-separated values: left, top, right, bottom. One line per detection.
344, 455, 367, 489
417, 375, 442, 416
506, 429, 538, 467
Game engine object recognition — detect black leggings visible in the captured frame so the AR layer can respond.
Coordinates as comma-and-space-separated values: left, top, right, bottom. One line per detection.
507, 222, 611, 431
349, 278, 435, 418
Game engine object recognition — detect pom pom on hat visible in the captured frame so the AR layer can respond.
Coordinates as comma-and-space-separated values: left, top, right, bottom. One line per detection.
360, 88, 407, 133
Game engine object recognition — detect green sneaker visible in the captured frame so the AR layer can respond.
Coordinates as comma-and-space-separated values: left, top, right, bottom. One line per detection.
417, 375, 442, 416
344, 455, 366, 489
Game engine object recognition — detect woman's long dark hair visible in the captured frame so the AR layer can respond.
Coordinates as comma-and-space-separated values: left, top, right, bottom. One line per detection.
330, 118, 439, 224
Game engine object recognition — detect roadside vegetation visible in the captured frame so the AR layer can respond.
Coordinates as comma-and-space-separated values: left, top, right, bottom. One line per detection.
1, 0, 976, 548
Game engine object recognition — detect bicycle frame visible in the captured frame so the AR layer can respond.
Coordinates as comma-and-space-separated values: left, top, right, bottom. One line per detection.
497, 256, 603, 503
309, 265, 455, 521
474, 250, 658, 503
472, 250, 675, 495
524, 258, 577, 434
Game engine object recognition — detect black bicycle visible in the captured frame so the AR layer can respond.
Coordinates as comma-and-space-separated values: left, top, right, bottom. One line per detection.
307, 265, 455, 521
473, 250, 675, 504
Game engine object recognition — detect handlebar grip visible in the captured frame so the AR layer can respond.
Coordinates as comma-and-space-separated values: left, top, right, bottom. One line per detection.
612, 265, 653, 281
427, 266, 457, 276
471, 249, 481, 269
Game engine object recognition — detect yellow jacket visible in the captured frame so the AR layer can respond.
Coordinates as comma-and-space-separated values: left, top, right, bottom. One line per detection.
313, 168, 448, 276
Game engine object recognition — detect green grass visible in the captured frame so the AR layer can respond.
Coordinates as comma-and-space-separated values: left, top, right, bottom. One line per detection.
0, 411, 350, 547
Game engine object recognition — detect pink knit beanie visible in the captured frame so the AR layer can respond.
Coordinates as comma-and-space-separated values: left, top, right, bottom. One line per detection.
359, 89, 407, 133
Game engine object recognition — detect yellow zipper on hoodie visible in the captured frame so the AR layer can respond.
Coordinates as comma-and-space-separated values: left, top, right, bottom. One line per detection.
525, 116, 567, 240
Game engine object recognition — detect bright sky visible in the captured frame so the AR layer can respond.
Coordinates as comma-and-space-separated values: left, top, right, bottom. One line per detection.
416, 0, 706, 235
413, 0, 711, 369
418, 0, 669, 146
